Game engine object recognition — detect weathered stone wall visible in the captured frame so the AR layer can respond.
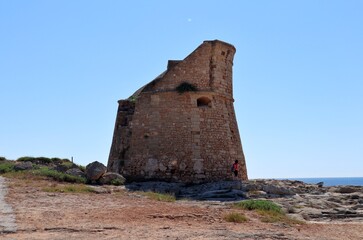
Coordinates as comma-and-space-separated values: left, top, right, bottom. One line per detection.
107, 100, 135, 173
108, 40, 247, 183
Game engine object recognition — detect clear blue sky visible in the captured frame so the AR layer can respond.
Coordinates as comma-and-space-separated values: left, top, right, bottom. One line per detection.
1, 1, 362, 178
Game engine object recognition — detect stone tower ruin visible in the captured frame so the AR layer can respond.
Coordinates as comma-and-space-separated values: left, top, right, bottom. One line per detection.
108, 40, 247, 183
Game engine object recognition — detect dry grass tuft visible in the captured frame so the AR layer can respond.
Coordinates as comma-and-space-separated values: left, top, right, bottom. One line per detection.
224, 212, 249, 223
43, 184, 95, 193
234, 199, 304, 225
138, 191, 176, 202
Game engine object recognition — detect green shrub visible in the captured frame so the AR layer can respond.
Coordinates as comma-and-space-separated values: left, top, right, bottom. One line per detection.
17, 156, 35, 162
176, 82, 198, 94
0, 162, 15, 174
60, 161, 74, 168
0, 157, 6, 161
110, 178, 123, 186
234, 200, 303, 225
43, 185, 94, 193
224, 212, 249, 223
50, 157, 63, 162
78, 165, 86, 172
257, 210, 303, 224
17, 156, 52, 164
128, 96, 137, 103
34, 167, 86, 183
234, 200, 283, 214
17, 156, 71, 165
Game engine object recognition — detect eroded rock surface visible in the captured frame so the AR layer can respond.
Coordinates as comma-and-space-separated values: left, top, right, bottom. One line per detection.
85, 161, 107, 181
126, 179, 363, 222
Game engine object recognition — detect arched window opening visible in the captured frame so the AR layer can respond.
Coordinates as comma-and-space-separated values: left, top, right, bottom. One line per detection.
197, 97, 211, 108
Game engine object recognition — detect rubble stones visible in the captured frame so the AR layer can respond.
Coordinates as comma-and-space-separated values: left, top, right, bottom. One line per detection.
52, 163, 78, 173
14, 161, 33, 171
65, 168, 86, 178
99, 172, 126, 185
85, 161, 107, 181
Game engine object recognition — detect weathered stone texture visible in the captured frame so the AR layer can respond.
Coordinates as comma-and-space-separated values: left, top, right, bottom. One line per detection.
108, 40, 247, 183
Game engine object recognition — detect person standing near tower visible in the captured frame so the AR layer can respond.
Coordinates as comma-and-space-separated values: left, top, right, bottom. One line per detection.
232, 160, 239, 179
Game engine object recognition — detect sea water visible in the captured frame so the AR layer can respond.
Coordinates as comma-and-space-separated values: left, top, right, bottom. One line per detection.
281, 177, 363, 187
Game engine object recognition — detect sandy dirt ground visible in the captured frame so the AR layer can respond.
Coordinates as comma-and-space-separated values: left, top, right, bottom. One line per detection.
1, 177, 363, 240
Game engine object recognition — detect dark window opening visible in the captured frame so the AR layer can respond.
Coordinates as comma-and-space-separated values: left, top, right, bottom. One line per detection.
197, 97, 212, 107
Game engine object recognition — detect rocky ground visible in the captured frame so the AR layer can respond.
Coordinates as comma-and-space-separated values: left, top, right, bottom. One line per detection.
127, 179, 363, 222
1, 176, 363, 239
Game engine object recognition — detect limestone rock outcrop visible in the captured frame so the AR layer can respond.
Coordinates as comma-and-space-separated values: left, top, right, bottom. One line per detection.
125, 179, 363, 222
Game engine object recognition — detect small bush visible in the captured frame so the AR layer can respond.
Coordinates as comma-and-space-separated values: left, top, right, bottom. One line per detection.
128, 96, 137, 103
234, 200, 283, 214
176, 82, 198, 94
257, 210, 285, 223
234, 200, 303, 225
17, 156, 70, 165
110, 178, 123, 186
50, 158, 63, 162
60, 161, 74, 168
17, 156, 35, 162
141, 191, 176, 202
34, 167, 86, 183
43, 184, 95, 193
78, 165, 86, 172
0, 162, 15, 174
224, 212, 249, 223
17, 156, 52, 164
0, 157, 6, 161
257, 210, 303, 224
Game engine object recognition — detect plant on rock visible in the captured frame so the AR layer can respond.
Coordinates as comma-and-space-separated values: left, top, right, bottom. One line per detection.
175, 82, 198, 94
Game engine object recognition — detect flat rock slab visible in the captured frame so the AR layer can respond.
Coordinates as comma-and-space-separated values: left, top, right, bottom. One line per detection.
126, 179, 363, 222
0, 176, 17, 233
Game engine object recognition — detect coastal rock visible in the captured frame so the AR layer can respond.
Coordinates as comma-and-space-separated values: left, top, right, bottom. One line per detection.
127, 181, 184, 194
332, 186, 360, 194
85, 161, 107, 181
262, 184, 294, 196
316, 182, 324, 187
52, 163, 78, 173
124, 179, 363, 222
242, 183, 261, 192
99, 172, 126, 185
246, 190, 267, 198
14, 161, 33, 171
198, 189, 246, 201
65, 168, 86, 178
